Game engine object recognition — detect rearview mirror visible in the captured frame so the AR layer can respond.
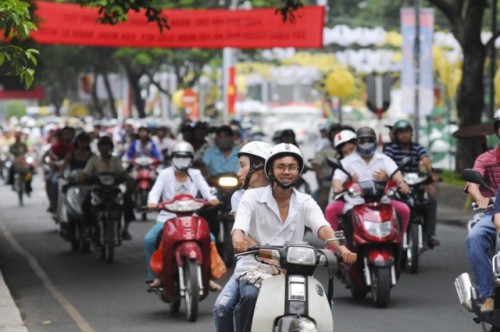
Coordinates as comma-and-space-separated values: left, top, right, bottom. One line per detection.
462, 168, 493, 193
334, 230, 346, 246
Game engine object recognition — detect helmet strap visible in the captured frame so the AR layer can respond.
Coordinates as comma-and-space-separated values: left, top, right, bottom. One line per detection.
242, 165, 263, 190
269, 171, 296, 190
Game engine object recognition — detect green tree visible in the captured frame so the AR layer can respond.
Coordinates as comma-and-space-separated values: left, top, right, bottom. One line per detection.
426, 0, 496, 171
0, 0, 38, 88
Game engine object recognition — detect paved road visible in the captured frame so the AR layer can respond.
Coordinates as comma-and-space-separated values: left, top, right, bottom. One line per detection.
0, 175, 482, 332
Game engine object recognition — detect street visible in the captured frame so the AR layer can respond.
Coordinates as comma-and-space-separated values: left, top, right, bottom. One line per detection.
0, 175, 481, 332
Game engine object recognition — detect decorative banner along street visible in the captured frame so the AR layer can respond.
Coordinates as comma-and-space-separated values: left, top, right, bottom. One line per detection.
400, 8, 434, 116
31, 2, 325, 49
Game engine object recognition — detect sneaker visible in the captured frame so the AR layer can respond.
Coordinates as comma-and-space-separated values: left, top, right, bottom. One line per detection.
481, 297, 495, 313
121, 230, 132, 241
427, 236, 440, 249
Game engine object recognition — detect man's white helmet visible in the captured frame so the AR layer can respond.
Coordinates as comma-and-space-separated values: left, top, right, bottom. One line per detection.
334, 130, 357, 148
264, 143, 305, 181
238, 141, 273, 161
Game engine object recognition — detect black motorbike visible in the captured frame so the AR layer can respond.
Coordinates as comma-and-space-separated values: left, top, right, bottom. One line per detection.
455, 168, 500, 331
58, 170, 92, 253
397, 168, 441, 274
206, 172, 239, 266
89, 172, 125, 263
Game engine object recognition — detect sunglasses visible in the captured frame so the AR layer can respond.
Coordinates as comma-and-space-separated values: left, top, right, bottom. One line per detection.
359, 137, 375, 144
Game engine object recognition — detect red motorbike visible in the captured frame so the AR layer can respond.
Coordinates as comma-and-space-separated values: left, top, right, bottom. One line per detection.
148, 194, 211, 322
129, 156, 158, 221
330, 160, 404, 308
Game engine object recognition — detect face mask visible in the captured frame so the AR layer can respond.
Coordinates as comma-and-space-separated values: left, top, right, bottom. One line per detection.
357, 142, 377, 157
172, 157, 192, 170
215, 138, 234, 151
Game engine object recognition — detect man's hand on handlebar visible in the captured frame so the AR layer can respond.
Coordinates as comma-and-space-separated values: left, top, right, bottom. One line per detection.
209, 198, 220, 206
476, 196, 492, 209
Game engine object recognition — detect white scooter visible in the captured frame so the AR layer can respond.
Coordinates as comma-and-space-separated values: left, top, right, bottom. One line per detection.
236, 235, 344, 332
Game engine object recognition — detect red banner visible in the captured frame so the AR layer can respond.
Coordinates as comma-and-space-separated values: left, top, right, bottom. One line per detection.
31, 2, 324, 49
0, 87, 44, 100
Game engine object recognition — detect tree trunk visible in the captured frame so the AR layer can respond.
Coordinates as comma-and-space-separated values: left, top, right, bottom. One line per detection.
101, 69, 117, 118
455, 44, 487, 171
453, 1, 488, 172
121, 62, 146, 118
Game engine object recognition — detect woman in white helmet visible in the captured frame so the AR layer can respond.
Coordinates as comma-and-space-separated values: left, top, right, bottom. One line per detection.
145, 141, 220, 288
214, 140, 272, 332
231, 143, 357, 332
325, 129, 359, 231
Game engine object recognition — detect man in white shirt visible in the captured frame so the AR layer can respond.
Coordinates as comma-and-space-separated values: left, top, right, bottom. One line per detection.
332, 126, 410, 236
231, 143, 357, 332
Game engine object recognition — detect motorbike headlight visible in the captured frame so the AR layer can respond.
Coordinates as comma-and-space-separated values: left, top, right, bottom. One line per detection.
218, 176, 238, 188
275, 316, 317, 332
286, 246, 316, 266
403, 173, 419, 185
26, 156, 34, 164
98, 174, 115, 186
363, 220, 392, 238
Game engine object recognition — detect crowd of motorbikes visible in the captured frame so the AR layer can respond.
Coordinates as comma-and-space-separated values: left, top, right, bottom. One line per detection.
0, 123, 457, 330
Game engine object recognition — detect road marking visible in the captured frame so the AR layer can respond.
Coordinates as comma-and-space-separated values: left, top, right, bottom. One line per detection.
0, 225, 94, 332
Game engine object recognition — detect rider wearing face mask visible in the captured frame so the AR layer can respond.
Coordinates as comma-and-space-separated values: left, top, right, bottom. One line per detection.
332, 127, 411, 238
145, 141, 220, 288
201, 125, 239, 178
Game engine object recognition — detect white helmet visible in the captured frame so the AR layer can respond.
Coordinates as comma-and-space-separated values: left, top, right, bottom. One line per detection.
171, 141, 194, 171
238, 141, 273, 161
238, 141, 273, 189
494, 109, 500, 136
264, 143, 305, 183
170, 141, 194, 157
334, 130, 357, 148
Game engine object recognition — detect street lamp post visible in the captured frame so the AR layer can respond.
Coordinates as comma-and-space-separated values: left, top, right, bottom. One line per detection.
222, 0, 238, 124
413, 0, 421, 144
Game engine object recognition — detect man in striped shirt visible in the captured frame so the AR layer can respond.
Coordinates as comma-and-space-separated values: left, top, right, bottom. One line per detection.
383, 120, 440, 248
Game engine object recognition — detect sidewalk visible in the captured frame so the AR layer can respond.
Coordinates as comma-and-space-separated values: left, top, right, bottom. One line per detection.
0, 271, 27, 332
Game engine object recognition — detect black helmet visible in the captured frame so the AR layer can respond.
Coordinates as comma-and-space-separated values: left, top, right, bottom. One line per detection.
97, 135, 114, 149
75, 132, 90, 143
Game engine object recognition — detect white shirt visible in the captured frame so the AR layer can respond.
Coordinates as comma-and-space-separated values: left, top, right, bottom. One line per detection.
230, 189, 245, 214
148, 166, 217, 223
232, 185, 329, 277
333, 151, 398, 211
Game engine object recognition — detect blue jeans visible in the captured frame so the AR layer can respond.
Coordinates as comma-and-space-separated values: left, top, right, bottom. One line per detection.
214, 275, 240, 332
144, 222, 164, 279
49, 172, 60, 211
234, 280, 260, 332
466, 210, 496, 299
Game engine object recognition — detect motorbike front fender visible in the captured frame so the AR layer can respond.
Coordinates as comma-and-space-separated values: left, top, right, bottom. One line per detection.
367, 248, 395, 267
174, 242, 203, 266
